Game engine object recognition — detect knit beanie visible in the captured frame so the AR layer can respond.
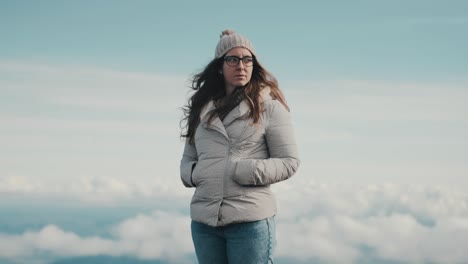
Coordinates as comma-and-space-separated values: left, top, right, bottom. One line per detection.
215, 29, 255, 58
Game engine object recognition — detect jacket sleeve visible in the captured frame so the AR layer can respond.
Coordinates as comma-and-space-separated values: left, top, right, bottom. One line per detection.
233, 100, 300, 185
180, 140, 198, 188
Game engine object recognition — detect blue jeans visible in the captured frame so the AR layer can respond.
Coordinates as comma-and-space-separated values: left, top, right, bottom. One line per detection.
191, 216, 276, 264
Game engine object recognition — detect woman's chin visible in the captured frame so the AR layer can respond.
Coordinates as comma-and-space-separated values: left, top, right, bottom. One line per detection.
234, 81, 247, 87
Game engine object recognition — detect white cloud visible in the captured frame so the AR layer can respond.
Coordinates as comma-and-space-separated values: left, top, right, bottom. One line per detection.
111, 211, 193, 259
1, 182, 468, 263
27, 225, 115, 256
272, 181, 468, 263
0, 211, 192, 263
0, 175, 192, 205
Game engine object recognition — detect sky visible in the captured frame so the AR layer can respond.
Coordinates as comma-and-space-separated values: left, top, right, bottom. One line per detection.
1, 1, 468, 264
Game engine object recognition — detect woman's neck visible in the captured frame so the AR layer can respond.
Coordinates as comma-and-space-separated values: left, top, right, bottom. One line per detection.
225, 84, 236, 96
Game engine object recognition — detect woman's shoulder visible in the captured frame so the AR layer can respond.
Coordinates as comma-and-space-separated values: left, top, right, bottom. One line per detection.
260, 87, 287, 110
259, 86, 273, 102
260, 89, 290, 124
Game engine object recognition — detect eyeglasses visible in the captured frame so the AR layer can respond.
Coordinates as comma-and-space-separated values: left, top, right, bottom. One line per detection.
224, 56, 254, 67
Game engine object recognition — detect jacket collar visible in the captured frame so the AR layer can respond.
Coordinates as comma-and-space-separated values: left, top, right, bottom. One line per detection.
199, 87, 272, 138
200, 86, 272, 121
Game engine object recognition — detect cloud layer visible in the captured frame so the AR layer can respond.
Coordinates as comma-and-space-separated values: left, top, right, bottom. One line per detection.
0, 210, 193, 263
273, 181, 468, 263
1, 181, 468, 264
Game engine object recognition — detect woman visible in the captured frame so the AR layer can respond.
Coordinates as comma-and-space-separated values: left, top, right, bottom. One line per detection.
180, 29, 300, 264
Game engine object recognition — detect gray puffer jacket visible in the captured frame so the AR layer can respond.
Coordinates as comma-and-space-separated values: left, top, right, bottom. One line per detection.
180, 87, 300, 227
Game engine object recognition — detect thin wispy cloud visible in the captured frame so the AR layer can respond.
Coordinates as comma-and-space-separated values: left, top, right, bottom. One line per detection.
288, 80, 468, 122
403, 17, 467, 26
0, 60, 189, 113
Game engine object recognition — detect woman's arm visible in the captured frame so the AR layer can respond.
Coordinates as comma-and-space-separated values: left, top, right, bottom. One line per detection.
180, 140, 198, 187
233, 100, 300, 185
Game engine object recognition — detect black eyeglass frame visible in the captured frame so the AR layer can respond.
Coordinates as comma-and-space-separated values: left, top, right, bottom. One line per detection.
223, 56, 254, 67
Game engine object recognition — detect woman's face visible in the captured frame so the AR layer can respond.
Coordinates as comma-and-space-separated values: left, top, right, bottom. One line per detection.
222, 47, 253, 93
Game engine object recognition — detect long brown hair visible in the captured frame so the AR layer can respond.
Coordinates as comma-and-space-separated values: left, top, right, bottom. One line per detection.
181, 55, 289, 144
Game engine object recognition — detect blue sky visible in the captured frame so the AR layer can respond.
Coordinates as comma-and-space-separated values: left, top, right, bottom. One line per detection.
2, 0, 467, 80
1, 1, 468, 264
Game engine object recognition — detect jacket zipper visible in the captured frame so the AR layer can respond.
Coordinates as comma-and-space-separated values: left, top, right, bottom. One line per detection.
218, 122, 250, 224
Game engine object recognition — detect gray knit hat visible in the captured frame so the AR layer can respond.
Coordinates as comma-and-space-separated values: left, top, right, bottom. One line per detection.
215, 29, 255, 58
